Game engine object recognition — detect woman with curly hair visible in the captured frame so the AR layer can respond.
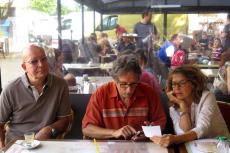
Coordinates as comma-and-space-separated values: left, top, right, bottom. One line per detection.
151, 66, 229, 147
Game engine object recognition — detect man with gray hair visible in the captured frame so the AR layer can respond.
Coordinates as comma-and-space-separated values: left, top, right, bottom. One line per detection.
82, 55, 166, 140
0, 44, 71, 148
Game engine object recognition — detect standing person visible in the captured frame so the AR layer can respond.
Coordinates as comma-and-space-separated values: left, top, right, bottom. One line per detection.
151, 66, 229, 147
221, 13, 230, 52
0, 44, 72, 148
115, 24, 127, 40
133, 7, 159, 50
82, 55, 166, 140
158, 34, 182, 68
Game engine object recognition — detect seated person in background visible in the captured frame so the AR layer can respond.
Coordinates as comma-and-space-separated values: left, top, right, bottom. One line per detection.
116, 34, 136, 52
170, 47, 186, 69
158, 34, 182, 68
82, 55, 166, 140
98, 38, 113, 56
211, 51, 230, 99
135, 48, 162, 95
51, 49, 68, 78
210, 37, 223, 61
64, 73, 80, 94
0, 45, 72, 148
151, 66, 229, 147
64, 73, 76, 86
198, 32, 209, 50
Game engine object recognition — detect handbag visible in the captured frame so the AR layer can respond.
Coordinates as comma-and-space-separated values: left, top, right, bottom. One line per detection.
213, 69, 228, 94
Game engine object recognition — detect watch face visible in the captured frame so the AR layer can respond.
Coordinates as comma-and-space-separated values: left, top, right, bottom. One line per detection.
51, 128, 58, 138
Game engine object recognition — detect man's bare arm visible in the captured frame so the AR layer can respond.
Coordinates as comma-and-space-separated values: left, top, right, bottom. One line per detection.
82, 124, 136, 140
35, 115, 72, 140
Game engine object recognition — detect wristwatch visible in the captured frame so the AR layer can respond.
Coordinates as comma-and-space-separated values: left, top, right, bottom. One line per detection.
50, 127, 59, 138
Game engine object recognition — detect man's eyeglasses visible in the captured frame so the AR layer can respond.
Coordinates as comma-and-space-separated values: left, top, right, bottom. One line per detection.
171, 80, 189, 88
117, 81, 138, 89
25, 56, 48, 66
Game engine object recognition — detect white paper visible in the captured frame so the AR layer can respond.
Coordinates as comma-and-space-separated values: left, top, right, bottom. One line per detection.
142, 125, 162, 137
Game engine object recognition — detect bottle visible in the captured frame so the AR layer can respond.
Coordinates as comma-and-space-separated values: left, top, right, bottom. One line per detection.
217, 136, 229, 153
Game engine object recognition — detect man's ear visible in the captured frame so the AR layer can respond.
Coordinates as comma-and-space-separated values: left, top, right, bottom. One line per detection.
21, 63, 26, 71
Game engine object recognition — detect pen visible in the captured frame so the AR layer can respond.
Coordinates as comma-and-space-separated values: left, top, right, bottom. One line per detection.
93, 138, 100, 153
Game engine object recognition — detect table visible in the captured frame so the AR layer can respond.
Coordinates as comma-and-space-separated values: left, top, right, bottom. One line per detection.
194, 64, 219, 69
63, 63, 113, 76
4, 140, 174, 153
75, 76, 113, 94
200, 69, 218, 78
76, 76, 112, 87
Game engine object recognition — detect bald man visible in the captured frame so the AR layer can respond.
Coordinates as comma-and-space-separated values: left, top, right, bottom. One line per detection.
0, 44, 71, 148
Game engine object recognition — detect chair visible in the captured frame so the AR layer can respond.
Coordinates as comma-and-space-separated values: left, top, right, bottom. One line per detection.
217, 101, 230, 131
64, 94, 91, 139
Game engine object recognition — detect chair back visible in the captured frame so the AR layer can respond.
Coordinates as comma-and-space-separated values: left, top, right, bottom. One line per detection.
64, 94, 91, 139
217, 101, 230, 131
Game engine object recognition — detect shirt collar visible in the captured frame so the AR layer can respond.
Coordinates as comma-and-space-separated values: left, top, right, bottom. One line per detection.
21, 73, 52, 89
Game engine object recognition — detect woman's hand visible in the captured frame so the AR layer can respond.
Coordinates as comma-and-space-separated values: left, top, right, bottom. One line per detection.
166, 91, 183, 105
150, 134, 176, 147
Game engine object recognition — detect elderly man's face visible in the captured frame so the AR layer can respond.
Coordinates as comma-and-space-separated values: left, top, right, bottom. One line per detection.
116, 71, 139, 99
22, 46, 49, 82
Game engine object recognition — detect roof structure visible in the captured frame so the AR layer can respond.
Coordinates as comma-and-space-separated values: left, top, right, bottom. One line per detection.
75, 0, 230, 14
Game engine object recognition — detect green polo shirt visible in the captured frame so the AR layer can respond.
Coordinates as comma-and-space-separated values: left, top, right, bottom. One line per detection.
0, 73, 71, 141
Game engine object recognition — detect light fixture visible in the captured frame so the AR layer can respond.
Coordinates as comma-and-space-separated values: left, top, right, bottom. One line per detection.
151, 5, 181, 8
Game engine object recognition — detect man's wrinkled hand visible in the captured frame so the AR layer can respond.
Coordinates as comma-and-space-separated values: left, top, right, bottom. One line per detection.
35, 126, 52, 140
112, 125, 136, 140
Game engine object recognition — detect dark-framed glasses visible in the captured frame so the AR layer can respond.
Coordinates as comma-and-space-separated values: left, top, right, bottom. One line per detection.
25, 56, 48, 66
118, 81, 139, 89
171, 80, 189, 88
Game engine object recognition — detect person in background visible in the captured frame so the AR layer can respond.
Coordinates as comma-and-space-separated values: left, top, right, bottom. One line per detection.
135, 48, 162, 95
51, 49, 68, 78
82, 55, 166, 140
64, 73, 76, 87
116, 34, 136, 52
0, 44, 72, 148
221, 13, 230, 52
133, 7, 159, 50
211, 51, 230, 101
151, 66, 229, 147
97, 38, 113, 55
115, 24, 127, 40
158, 34, 182, 68
198, 32, 209, 50
210, 37, 223, 61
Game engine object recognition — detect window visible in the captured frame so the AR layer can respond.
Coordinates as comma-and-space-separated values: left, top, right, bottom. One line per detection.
62, 19, 72, 30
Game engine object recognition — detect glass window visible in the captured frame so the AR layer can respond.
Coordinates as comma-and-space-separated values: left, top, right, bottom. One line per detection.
62, 19, 72, 30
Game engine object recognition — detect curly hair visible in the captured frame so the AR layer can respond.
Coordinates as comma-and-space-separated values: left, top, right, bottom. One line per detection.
167, 65, 208, 103
110, 54, 142, 81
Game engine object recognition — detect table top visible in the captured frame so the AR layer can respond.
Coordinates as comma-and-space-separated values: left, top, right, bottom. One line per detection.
194, 64, 219, 69
63, 63, 113, 70
200, 69, 218, 78
4, 140, 173, 153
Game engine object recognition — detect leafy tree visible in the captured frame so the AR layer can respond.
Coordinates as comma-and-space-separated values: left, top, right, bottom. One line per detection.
30, 0, 81, 15
30, 0, 56, 15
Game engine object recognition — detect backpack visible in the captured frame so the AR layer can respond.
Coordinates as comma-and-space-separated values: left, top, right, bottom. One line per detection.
171, 49, 186, 67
